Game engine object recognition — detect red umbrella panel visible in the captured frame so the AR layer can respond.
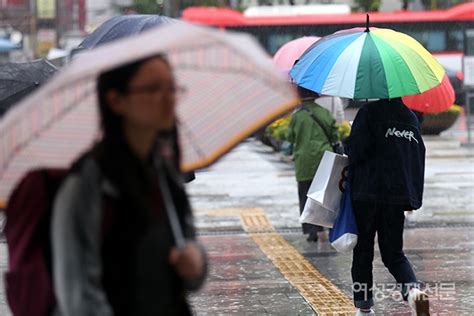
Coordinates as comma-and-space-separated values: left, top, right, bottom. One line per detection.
402, 74, 454, 113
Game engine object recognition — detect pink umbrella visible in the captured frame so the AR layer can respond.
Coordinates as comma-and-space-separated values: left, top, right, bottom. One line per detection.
272, 35, 348, 112
273, 36, 320, 73
402, 74, 454, 113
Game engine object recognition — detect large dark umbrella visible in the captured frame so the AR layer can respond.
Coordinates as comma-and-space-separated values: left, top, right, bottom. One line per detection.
0, 59, 57, 117
78, 15, 176, 49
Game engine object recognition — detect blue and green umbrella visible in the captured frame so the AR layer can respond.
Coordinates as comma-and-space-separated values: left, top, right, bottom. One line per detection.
290, 27, 445, 99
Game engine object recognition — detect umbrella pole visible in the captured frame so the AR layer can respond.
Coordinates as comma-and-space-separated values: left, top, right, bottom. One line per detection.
462, 90, 474, 147
155, 157, 186, 249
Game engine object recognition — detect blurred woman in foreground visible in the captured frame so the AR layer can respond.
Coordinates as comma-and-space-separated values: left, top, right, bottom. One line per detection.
52, 55, 207, 315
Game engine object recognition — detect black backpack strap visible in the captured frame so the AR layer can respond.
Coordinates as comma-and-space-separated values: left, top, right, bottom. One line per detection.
302, 106, 333, 144
302, 106, 345, 155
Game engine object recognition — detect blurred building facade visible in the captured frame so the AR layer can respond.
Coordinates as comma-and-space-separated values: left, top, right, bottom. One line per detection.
1, 0, 463, 63
240, 0, 402, 11
0, 0, 88, 61
0, 0, 35, 61
86, 0, 133, 33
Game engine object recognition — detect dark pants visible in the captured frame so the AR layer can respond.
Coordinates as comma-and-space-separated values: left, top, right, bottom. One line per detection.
298, 180, 323, 234
351, 201, 418, 309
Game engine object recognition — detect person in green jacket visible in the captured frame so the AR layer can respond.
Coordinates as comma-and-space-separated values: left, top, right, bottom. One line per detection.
287, 86, 339, 242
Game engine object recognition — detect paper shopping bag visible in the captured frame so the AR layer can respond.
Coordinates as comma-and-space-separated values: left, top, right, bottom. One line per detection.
299, 151, 348, 228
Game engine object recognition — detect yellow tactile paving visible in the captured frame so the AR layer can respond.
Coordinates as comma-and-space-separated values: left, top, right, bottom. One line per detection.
240, 213, 275, 232
206, 208, 356, 315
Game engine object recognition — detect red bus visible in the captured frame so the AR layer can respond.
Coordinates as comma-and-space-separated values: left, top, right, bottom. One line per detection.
182, 2, 474, 72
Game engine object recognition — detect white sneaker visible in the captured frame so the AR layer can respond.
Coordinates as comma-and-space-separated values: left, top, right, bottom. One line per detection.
408, 288, 430, 316
355, 308, 375, 316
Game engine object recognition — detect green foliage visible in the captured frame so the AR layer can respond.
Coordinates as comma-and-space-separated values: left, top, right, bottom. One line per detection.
132, 0, 245, 14
337, 120, 352, 140
447, 104, 461, 114
181, 0, 232, 7
266, 117, 290, 141
420, 0, 469, 9
353, 0, 381, 12
133, 0, 161, 14
427, 104, 461, 116
421, 105, 460, 135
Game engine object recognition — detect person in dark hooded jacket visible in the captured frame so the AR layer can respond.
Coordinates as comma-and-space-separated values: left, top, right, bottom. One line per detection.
344, 98, 429, 316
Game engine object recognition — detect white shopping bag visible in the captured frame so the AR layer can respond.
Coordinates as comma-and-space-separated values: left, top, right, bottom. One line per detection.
300, 151, 348, 228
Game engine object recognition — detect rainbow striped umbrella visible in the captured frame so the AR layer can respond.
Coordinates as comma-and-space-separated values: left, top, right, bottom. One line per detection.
290, 27, 445, 99
402, 73, 454, 113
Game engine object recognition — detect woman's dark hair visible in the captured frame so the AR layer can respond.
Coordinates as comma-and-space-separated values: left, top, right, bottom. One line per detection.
97, 54, 170, 142
94, 55, 174, 259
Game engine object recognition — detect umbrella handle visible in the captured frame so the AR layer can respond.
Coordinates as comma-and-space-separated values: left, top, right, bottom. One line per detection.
156, 160, 186, 250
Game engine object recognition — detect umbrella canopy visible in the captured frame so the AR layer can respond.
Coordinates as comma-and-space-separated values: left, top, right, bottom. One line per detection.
0, 22, 298, 203
272, 35, 348, 115
0, 59, 57, 117
273, 36, 320, 73
402, 74, 454, 113
0, 38, 20, 53
79, 15, 176, 49
290, 27, 445, 99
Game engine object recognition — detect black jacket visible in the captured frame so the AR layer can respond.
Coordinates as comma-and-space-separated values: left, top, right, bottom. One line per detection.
344, 99, 425, 209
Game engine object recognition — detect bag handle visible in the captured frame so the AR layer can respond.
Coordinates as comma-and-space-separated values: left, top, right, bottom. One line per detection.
338, 166, 349, 193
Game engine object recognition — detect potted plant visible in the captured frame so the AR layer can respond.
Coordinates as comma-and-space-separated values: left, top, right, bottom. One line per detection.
337, 120, 351, 141
265, 116, 290, 151
421, 105, 461, 135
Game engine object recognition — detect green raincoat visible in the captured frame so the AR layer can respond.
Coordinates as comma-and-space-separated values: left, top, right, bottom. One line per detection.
287, 99, 339, 182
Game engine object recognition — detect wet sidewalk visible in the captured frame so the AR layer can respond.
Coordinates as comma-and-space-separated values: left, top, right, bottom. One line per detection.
191, 221, 473, 315
191, 231, 316, 314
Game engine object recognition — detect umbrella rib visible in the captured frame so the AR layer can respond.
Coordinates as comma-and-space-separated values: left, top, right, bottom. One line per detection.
176, 64, 285, 92
48, 58, 285, 103
166, 35, 294, 169
0, 78, 40, 84
177, 119, 207, 166
167, 40, 286, 90
56, 39, 288, 97
0, 85, 37, 103
0, 80, 95, 178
